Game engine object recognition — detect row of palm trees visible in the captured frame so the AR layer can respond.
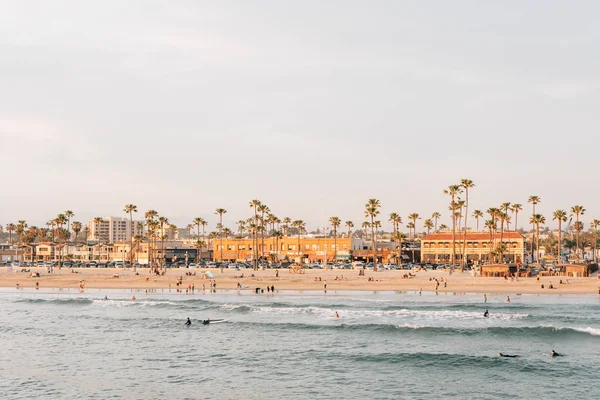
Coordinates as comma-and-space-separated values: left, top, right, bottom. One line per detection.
5, 192, 599, 267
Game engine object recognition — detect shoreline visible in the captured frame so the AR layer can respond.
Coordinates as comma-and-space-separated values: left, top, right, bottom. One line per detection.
1, 267, 598, 295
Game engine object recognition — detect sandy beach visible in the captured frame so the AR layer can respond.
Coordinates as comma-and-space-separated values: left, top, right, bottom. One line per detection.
1, 267, 598, 295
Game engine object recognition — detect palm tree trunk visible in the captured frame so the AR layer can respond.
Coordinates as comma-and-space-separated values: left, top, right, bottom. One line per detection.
462, 190, 469, 271
536, 223, 540, 266
575, 216, 580, 262
451, 195, 456, 266
557, 221, 561, 264
371, 216, 376, 271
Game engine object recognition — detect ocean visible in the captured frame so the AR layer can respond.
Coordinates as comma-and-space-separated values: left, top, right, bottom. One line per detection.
0, 288, 598, 399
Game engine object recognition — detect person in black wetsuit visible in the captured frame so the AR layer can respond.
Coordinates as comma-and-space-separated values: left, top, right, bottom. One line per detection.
498, 353, 519, 358
552, 350, 561, 357
202, 318, 211, 325
483, 310, 489, 317
185, 317, 191, 326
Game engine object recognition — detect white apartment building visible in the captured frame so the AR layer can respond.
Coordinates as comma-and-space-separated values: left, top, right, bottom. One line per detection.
87, 216, 144, 243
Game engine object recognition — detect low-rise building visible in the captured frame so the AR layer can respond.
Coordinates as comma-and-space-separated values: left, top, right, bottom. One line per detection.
420, 231, 525, 264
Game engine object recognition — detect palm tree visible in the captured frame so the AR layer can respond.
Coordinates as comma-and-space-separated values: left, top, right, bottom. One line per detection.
431, 212, 441, 232
485, 219, 495, 261
591, 219, 600, 264
215, 208, 227, 261
64, 210, 74, 242
273, 230, 283, 262
500, 203, 511, 230
258, 203, 270, 261
329, 216, 341, 263
472, 210, 483, 231
282, 217, 292, 236
132, 234, 142, 266
460, 179, 475, 270
530, 214, 545, 265
424, 219, 434, 235
193, 217, 206, 242
158, 216, 169, 264
123, 204, 138, 264
72, 221, 82, 244
444, 185, 463, 266
249, 199, 262, 267
407, 213, 420, 263
93, 217, 104, 261
553, 210, 567, 264
528, 196, 541, 261
292, 220, 306, 264
388, 213, 400, 235
345, 221, 354, 238
364, 199, 381, 270
393, 231, 406, 266
439, 224, 448, 231
6, 223, 15, 244
361, 221, 371, 240
570, 205, 585, 262
237, 220, 246, 237
498, 211, 508, 262
511, 204, 523, 231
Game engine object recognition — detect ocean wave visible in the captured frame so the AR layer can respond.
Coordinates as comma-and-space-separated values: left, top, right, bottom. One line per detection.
230, 321, 600, 338
15, 298, 93, 305
240, 305, 528, 320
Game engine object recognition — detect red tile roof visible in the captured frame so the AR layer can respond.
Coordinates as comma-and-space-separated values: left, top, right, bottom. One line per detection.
421, 231, 523, 241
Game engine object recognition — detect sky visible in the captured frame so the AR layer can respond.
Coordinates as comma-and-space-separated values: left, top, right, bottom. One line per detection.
1, 1, 599, 232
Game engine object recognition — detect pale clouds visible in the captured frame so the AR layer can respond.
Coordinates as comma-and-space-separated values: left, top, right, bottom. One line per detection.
1, 1, 600, 231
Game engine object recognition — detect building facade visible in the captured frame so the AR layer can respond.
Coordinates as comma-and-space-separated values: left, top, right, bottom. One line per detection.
212, 236, 412, 263
420, 231, 525, 264
87, 217, 144, 243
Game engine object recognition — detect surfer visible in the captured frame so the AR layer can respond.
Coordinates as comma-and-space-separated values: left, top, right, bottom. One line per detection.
202, 318, 211, 325
185, 317, 192, 326
103, 295, 108, 300
335, 311, 339, 319
498, 353, 519, 358
483, 310, 489, 318
551, 350, 561, 357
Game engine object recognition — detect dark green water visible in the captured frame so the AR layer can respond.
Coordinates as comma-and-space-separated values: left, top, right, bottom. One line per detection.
0, 289, 598, 399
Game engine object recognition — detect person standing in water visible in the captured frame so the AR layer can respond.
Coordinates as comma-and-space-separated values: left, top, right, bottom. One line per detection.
506, 296, 510, 303
483, 310, 489, 317
335, 311, 339, 319
483, 294, 487, 303
185, 317, 192, 326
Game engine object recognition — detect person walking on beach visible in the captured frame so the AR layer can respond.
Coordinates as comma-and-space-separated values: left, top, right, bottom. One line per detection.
324, 281, 327, 293
271, 285, 274, 294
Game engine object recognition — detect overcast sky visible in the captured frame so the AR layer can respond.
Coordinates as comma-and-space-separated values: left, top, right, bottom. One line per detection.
1, 1, 599, 232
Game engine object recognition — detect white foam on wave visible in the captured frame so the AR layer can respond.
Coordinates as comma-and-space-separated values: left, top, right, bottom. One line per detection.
248, 306, 528, 320
569, 327, 600, 336
91, 299, 178, 308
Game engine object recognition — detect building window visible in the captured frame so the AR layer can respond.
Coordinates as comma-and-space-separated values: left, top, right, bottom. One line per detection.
312, 244, 317, 250
343, 244, 347, 250
305, 244, 310, 250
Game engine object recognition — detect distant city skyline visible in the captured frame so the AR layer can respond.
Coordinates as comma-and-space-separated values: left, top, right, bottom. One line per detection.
1, 1, 599, 229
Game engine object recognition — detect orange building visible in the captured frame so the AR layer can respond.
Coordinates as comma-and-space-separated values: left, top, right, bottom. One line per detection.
420, 231, 525, 264
214, 236, 360, 263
